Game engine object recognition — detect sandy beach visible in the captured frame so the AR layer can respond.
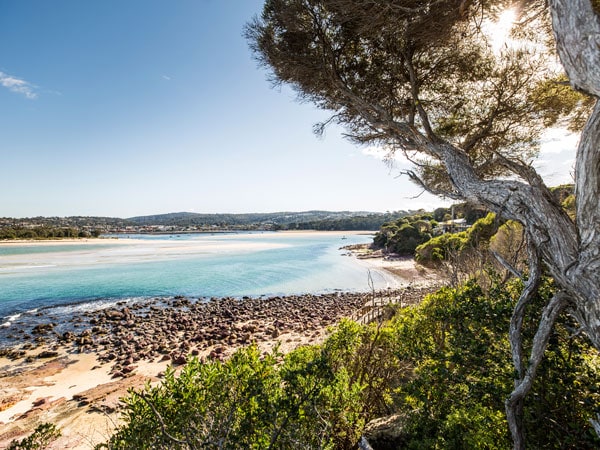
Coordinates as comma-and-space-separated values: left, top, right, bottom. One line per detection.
0, 238, 441, 448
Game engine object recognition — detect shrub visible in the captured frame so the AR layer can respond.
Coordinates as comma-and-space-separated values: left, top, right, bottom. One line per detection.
386, 279, 600, 449
7, 423, 61, 450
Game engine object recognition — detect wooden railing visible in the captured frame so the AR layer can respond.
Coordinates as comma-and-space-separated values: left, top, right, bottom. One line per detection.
350, 286, 439, 325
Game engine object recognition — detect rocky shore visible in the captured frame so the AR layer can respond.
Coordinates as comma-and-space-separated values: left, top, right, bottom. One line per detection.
0, 287, 436, 448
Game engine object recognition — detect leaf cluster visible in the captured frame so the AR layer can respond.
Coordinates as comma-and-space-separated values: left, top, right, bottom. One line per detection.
373, 211, 437, 255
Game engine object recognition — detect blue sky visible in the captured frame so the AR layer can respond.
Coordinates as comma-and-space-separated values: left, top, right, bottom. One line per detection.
0, 1, 575, 218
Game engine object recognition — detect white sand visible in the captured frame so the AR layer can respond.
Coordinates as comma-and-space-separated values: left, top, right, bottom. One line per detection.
0, 352, 113, 424
0, 237, 288, 272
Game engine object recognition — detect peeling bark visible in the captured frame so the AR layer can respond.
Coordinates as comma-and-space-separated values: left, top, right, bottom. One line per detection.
548, 0, 600, 351
549, 0, 600, 97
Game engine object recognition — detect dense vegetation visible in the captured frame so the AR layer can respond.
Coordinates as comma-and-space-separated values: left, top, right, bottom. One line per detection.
415, 213, 499, 265
95, 278, 599, 449
0, 211, 414, 239
372, 204, 489, 257
0, 216, 126, 240
373, 212, 437, 255
284, 211, 411, 231
128, 210, 412, 231
0, 226, 103, 240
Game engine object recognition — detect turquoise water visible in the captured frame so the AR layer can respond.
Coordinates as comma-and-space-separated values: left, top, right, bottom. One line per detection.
0, 232, 388, 324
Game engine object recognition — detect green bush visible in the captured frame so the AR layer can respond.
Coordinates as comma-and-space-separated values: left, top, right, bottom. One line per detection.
102, 323, 387, 450
373, 213, 435, 255
7, 423, 61, 450
387, 279, 600, 449
415, 213, 498, 265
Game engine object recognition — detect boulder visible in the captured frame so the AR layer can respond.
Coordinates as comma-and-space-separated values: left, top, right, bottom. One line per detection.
361, 413, 412, 450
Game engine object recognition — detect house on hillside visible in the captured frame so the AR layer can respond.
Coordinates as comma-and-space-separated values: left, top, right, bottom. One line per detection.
435, 218, 469, 234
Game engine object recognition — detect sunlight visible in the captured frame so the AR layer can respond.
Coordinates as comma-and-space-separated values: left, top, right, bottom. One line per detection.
489, 8, 517, 53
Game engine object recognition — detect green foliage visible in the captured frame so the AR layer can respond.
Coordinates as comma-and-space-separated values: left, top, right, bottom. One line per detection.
384, 280, 600, 448
373, 212, 435, 255
7, 423, 61, 450
415, 213, 498, 265
374, 205, 491, 257
528, 75, 594, 132
102, 324, 396, 450
285, 211, 410, 231
0, 225, 92, 240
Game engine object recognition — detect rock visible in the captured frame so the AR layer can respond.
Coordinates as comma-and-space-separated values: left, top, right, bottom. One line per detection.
32, 323, 54, 334
172, 355, 187, 365
36, 350, 59, 359
361, 413, 412, 450
105, 310, 124, 321
32, 397, 49, 407
122, 365, 137, 374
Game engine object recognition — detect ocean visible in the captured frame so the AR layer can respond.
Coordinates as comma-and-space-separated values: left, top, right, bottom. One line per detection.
0, 232, 396, 340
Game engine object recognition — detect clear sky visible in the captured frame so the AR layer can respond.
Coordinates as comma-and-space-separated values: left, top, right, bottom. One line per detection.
0, 1, 576, 219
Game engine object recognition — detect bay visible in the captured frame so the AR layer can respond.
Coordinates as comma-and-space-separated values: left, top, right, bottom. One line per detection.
0, 232, 396, 332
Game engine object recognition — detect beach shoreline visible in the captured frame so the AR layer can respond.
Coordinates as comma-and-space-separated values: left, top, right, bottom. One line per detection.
0, 241, 442, 449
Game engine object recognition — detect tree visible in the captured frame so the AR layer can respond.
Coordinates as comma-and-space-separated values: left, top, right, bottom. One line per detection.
246, 1, 600, 447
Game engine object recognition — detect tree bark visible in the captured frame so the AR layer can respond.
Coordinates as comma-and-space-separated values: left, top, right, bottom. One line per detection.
415, 4, 600, 444
548, 0, 600, 350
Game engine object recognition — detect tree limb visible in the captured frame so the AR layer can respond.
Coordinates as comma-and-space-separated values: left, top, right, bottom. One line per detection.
490, 249, 523, 279
137, 392, 189, 446
506, 290, 569, 450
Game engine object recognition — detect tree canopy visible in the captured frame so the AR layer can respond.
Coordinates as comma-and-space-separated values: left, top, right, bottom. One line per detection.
247, 1, 600, 447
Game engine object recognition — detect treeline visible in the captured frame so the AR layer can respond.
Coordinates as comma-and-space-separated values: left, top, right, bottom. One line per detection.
282, 212, 411, 231
0, 216, 129, 229
372, 203, 489, 256
128, 210, 413, 231
0, 226, 102, 240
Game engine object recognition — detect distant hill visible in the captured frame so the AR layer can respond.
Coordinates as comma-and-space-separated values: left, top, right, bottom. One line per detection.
0, 210, 422, 237
126, 210, 409, 230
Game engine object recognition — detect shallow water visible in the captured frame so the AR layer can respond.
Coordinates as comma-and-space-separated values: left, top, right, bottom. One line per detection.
0, 232, 395, 336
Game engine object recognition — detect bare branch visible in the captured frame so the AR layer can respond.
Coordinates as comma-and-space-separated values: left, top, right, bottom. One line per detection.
490, 249, 523, 279
506, 290, 569, 450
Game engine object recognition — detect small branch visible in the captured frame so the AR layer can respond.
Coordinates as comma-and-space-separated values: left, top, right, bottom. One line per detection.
401, 169, 462, 199
490, 249, 523, 279
137, 392, 189, 446
510, 239, 542, 379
